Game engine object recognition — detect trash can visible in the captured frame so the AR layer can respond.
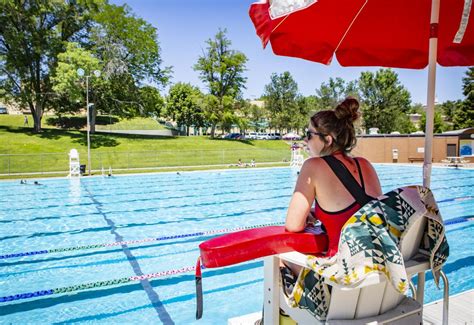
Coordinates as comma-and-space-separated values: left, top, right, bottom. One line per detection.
392, 149, 399, 163
80, 164, 86, 175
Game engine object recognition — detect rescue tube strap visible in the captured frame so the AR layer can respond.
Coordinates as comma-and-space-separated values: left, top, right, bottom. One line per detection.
195, 257, 203, 319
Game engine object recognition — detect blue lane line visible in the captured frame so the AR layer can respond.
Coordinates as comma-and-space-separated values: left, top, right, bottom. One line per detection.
437, 196, 474, 203
0, 290, 54, 302
444, 216, 474, 226
1, 250, 49, 259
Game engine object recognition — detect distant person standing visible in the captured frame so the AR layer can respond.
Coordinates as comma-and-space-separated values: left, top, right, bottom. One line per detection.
23, 115, 28, 126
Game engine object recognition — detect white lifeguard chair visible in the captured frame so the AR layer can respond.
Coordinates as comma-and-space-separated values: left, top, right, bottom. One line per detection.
261, 217, 449, 325
290, 147, 304, 170
68, 149, 81, 178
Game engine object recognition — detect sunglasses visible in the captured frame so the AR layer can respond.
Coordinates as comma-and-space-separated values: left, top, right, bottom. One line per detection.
305, 130, 326, 140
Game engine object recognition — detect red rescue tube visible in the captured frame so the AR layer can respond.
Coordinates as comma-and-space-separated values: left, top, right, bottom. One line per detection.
199, 226, 328, 268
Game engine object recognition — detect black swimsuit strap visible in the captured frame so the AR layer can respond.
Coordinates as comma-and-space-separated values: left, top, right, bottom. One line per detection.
354, 158, 365, 189
321, 155, 373, 207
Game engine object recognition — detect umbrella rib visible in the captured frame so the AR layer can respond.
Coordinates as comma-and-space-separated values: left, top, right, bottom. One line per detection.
454, 0, 472, 43
271, 15, 290, 35
334, 0, 369, 53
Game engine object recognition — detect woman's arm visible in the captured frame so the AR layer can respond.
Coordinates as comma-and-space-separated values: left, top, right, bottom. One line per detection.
285, 160, 317, 232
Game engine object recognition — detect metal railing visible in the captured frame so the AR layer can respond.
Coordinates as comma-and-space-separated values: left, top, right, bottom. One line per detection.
0, 149, 291, 176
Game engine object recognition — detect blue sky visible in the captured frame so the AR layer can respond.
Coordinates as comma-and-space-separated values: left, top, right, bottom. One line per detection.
110, 0, 469, 105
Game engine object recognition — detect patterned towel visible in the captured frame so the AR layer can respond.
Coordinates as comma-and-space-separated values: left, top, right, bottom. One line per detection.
286, 186, 449, 320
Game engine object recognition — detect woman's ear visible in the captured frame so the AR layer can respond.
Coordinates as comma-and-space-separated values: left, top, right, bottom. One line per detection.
325, 135, 333, 146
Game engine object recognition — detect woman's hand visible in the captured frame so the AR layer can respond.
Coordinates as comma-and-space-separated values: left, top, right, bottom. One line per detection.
305, 210, 317, 226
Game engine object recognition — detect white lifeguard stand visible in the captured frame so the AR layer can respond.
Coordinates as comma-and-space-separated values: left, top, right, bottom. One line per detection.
290, 146, 304, 170
68, 149, 81, 178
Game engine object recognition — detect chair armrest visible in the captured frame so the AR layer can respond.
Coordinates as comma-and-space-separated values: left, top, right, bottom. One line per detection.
278, 251, 308, 267
405, 254, 430, 276
279, 252, 432, 289
279, 252, 388, 290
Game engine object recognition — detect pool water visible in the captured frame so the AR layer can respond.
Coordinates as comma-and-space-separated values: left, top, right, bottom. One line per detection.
0, 165, 473, 324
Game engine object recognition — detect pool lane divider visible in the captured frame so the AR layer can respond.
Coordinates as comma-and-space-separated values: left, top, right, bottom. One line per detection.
0, 222, 284, 260
0, 264, 202, 303
2, 194, 473, 261
1, 215, 474, 303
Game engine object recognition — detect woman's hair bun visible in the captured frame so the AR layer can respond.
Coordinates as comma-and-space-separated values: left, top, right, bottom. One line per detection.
334, 97, 360, 122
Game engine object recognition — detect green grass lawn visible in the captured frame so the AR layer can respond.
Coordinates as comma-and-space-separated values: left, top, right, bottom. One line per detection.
0, 114, 53, 128
95, 116, 166, 131
0, 116, 293, 176
0, 114, 166, 130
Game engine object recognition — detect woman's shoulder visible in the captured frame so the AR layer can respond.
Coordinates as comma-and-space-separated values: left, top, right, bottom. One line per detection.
353, 156, 382, 193
299, 157, 329, 178
353, 156, 373, 168
302, 156, 327, 168
353, 156, 369, 163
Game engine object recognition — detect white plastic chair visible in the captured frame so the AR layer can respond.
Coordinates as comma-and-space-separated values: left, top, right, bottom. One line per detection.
68, 149, 80, 177
263, 217, 449, 324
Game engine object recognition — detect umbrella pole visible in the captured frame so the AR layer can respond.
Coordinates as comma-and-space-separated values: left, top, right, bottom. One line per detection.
423, 0, 440, 189
422, 5, 451, 325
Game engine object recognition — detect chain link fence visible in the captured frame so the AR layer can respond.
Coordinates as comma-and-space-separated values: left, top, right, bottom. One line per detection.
0, 149, 291, 176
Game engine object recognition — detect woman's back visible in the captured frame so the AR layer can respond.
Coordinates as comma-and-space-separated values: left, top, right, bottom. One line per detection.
311, 154, 381, 213
309, 153, 382, 256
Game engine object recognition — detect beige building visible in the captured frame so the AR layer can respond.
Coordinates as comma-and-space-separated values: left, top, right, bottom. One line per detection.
353, 128, 474, 163
0, 101, 24, 114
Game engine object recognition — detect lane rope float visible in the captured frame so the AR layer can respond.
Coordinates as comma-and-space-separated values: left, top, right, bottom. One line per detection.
2, 214, 473, 303
0, 264, 202, 303
0, 222, 284, 260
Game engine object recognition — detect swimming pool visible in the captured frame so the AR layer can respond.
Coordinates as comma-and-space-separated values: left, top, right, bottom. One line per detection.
0, 165, 473, 324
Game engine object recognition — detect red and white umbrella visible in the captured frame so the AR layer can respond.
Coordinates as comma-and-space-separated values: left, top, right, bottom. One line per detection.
249, 0, 474, 187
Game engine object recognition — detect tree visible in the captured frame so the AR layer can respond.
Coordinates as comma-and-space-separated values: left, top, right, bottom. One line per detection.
452, 67, 474, 129
51, 41, 141, 132
294, 95, 321, 132
0, 0, 102, 132
409, 103, 424, 114
194, 28, 248, 137
139, 86, 165, 118
232, 99, 253, 133
166, 83, 204, 136
87, 3, 171, 131
438, 100, 463, 123
92, 4, 171, 85
263, 71, 299, 132
221, 111, 238, 133
100, 73, 140, 121
316, 77, 358, 110
420, 110, 446, 133
51, 42, 102, 120
1, 2, 170, 132
247, 102, 267, 132
358, 69, 412, 133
